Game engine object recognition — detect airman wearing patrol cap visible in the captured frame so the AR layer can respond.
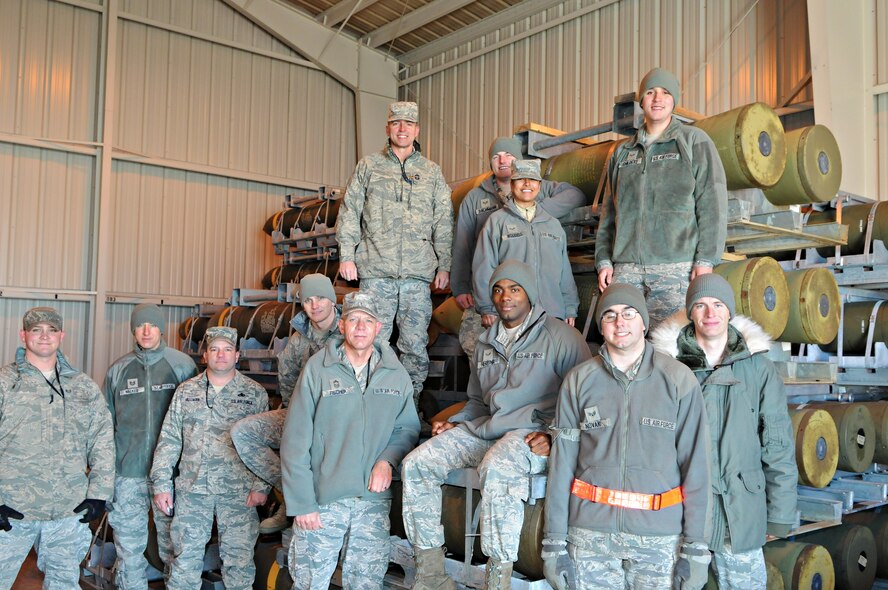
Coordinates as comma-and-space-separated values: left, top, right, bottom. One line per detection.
471, 159, 580, 331
0, 307, 115, 589
281, 290, 420, 588
336, 100, 454, 409
451, 138, 585, 358
150, 325, 268, 590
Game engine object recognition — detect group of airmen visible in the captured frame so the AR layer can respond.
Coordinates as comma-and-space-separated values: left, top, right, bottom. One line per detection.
0, 66, 798, 590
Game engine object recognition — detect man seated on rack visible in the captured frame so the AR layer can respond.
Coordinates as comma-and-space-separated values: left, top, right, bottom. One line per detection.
652, 274, 797, 588
401, 260, 591, 590
231, 274, 341, 534
104, 303, 197, 589
451, 136, 585, 357
544, 284, 710, 590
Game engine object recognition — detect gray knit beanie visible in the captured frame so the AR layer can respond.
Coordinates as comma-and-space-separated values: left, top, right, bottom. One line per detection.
686, 273, 736, 319
488, 137, 523, 162
131, 304, 165, 333
637, 67, 680, 106
489, 260, 538, 306
595, 283, 649, 332
300, 273, 336, 303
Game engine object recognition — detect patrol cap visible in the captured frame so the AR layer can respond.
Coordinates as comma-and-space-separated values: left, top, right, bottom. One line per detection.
299, 274, 336, 303
205, 326, 238, 348
488, 137, 523, 162
686, 273, 736, 319
342, 291, 380, 320
510, 159, 542, 181
637, 67, 681, 106
23, 307, 63, 331
131, 303, 165, 333
388, 101, 419, 123
595, 283, 649, 332
489, 260, 538, 306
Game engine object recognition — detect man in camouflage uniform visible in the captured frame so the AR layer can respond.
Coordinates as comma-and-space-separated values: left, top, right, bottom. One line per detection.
150, 326, 268, 590
543, 284, 710, 590
231, 274, 341, 534
451, 137, 585, 357
0, 307, 115, 589
104, 303, 197, 589
336, 101, 453, 405
402, 261, 591, 590
595, 68, 728, 328
281, 291, 420, 588
652, 274, 797, 589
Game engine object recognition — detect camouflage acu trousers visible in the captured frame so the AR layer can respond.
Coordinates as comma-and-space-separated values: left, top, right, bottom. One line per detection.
288, 497, 391, 589
167, 490, 258, 590
711, 541, 766, 590
568, 526, 679, 589
0, 515, 90, 590
458, 308, 484, 359
401, 427, 547, 562
107, 476, 173, 589
612, 262, 694, 329
361, 278, 431, 400
231, 408, 286, 490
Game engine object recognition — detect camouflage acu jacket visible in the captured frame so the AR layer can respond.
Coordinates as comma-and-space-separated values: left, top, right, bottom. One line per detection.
336, 141, 453, 282
0, 348, 115, 521
150, 370, 268, 496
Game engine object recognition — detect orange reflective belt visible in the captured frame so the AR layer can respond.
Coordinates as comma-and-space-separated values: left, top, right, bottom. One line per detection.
570, 479, 683, 511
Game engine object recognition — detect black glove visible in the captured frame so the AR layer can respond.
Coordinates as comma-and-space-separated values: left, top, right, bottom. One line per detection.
542, 540, 575, 590
0, 505, 24, 531
73, 499, 107, 523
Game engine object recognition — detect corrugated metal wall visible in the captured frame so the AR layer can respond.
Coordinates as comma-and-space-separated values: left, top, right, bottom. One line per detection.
0, 0, 357, 380
876, 0, 888, 198
402, 0, 812, 182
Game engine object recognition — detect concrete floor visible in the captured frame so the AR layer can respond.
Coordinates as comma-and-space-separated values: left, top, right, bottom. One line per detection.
12, 550, 47, 590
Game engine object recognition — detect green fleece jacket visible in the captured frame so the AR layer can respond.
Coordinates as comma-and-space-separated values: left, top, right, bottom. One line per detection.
448, 306, 591, 440
451, 175, 586, 297
545, 343, 711, 544
595, 117, 728, 270
280, 339, 420, 515
651, 315, 797, 552
472, 200, 579, 320
104, 341, 197, 477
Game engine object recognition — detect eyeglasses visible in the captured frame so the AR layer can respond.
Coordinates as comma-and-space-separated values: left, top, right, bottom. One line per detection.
601, 308, 639, 323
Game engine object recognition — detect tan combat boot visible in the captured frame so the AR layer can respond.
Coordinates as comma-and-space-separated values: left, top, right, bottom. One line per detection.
412, 546, 456, 590
485, 559, 513, 590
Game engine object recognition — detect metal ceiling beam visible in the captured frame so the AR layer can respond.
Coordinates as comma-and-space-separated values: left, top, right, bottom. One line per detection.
317, 0, 382, 27
398, 0, 566, 65
362, 0, 476, 48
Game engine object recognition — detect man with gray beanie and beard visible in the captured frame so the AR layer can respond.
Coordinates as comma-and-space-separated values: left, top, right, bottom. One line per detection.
402, 260, 591, 590
104, 303, 197, 589
651, 274, 797, 589
231, 273, 341, 534
451, 136, 585, 357
596, 67, 728, 328
544, 283, 711, 590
